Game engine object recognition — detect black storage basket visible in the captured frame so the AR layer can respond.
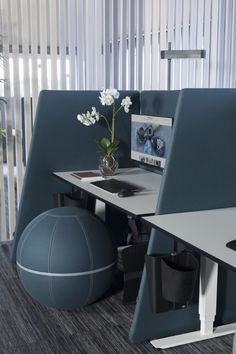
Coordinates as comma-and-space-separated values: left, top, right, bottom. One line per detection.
145, 254, 170, 313
146, 251, 199, 313
53, 192, 95, 211
161, 251, 199, 304
62, 192, 86, 208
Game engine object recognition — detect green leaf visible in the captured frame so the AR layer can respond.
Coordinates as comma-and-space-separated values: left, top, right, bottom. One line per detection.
96, 137, 111, 154
111, 140, 120, 149
107, 140, 120, 155
96, 138, 119, 155
99, 137, 111, 148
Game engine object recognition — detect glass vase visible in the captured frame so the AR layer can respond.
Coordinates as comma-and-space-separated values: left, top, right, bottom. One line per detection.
99, 154, 119, 177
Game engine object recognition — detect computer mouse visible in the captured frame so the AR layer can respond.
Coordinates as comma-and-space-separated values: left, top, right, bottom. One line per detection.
226, 239, 236, 251
117, 188, 134, 198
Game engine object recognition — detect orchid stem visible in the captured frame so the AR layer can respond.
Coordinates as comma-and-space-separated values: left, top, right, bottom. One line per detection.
111, 104, 115, 143
99, 114, 112, 135
114, 105, 122, 116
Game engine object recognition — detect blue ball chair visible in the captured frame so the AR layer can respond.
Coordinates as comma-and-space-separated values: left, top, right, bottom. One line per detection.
16, 207, 117, 309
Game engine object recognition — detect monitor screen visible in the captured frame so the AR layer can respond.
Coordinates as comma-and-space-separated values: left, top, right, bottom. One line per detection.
131, 114, 173, 169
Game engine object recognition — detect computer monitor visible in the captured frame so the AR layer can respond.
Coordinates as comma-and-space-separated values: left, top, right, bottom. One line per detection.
131, 114, 173, 170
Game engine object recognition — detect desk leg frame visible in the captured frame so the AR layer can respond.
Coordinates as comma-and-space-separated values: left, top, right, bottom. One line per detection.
150, 256, 236, 349
199, 256, 218, 335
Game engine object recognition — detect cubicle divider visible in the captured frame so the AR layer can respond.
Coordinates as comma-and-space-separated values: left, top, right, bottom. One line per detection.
11, 88, 236, 345
130, 89, 236, 342
11, 90, 140, 262
140, 90, 180, 118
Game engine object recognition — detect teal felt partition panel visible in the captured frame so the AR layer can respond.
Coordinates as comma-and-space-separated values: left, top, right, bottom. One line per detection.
157, 89, 236, 214
12, 90, 140, 262
130, 88, 236, 342
140, 90, 179, 117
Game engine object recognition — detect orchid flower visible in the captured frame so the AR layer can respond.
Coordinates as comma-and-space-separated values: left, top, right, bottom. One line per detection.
77, 89, 132, 155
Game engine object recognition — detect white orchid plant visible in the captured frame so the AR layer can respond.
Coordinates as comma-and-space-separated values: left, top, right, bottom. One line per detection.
77, 89, 132, 156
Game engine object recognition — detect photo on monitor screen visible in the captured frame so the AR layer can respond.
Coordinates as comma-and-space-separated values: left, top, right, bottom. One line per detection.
131, 114, 173, 169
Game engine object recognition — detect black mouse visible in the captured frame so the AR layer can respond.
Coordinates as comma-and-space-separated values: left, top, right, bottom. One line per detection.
117, 188, 134, 198
226, 239, 236, 251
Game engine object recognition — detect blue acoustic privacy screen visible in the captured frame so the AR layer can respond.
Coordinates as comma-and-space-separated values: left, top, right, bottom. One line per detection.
140, 90, 180, 118
130, 89, 236, 342
157, 88, 236, 214
12, 90, 140, 262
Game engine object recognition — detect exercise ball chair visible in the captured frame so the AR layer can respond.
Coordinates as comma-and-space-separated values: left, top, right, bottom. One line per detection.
16, 207, 117, 309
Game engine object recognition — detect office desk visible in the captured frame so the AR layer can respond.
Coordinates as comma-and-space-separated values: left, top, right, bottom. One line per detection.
54, 167, 162, 304
143, 208, 236, 349
54, 167, 162, 217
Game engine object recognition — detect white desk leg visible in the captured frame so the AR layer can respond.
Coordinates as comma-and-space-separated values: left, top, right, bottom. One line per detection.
95, 200, 106, 221
233, 332, 236, 354
199, 256, 218, 335
151, 255, 236, 349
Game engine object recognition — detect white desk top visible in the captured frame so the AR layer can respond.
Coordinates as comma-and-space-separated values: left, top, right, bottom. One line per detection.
143, 208, 236, 269
54, 167, 162, 217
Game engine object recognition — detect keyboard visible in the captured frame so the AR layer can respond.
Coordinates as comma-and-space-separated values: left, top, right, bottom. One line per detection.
91, 178, 141, 194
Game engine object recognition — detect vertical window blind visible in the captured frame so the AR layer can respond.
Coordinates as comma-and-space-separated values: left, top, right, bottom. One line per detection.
0, 0, 235, 240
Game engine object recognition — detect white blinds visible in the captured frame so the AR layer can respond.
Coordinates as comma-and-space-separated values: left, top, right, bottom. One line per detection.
0, 0, 236, 240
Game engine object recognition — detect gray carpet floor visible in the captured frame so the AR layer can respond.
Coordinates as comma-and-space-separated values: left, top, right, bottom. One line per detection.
0, 242, 234, 354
